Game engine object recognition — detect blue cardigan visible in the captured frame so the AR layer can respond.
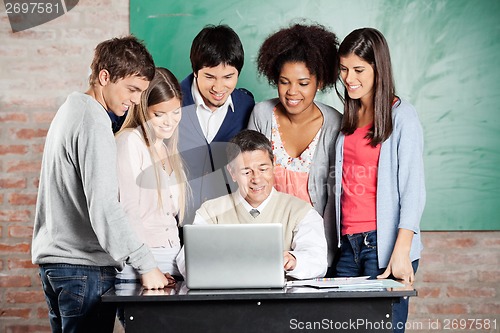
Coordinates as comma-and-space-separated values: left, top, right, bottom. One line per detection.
178, 74, 255, 224
329, 98, 425, 268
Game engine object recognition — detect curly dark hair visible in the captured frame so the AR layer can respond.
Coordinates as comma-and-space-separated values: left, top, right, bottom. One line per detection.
257, 23, 339, 90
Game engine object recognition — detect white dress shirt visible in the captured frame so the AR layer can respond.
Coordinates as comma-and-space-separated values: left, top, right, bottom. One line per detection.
191, 78, 234, 143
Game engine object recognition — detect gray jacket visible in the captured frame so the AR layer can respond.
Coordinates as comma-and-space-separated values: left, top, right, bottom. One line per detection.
32, 92, 156, 274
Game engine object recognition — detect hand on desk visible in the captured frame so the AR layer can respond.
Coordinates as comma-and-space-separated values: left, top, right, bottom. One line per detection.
377, 228, 415, 285
284, 251, 297, 271
377, 252, 415, 285
164, 273, 176, 287
141, 267, 171, 289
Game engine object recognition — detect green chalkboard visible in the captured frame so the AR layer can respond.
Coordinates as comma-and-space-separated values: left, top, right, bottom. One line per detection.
130, 0, 500, 230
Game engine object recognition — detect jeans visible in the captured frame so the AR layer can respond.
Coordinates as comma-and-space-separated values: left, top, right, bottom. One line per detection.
39, 264, 117, 333
335, 231, 419, 333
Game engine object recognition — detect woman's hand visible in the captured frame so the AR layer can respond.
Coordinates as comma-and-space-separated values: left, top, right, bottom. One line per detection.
164, 272, 177, 287
377, 228, 415, 285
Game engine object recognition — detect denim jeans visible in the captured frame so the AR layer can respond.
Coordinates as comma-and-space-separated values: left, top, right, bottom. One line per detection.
335, 231, 419, 333
39, 264, 117, 333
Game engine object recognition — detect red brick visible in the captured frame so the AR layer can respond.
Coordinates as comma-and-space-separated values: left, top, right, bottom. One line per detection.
33, 112, 56, 123
0, 177, 27, 189
478, 270, 500, 282
32, 144, 45, 154
36, 44, 85, 57
447, 253, 498, 265
474, 303, 500, 314
37, 307, 49, 319
2, 97, 59, 110
32, 178, 40, 188
6, 291, 45, 303
0, 210, 31, 222
77, 0, 113, 6
416, 287, 441, 298
0, 145, 28, 155
423, 234, 477, 249
8, 258, 37, 269
484, 238, 500, 248
11, 129, 48, 140
0, 46, 28, 57
0, 243, 31, 254
8, 226, 34, 238
8, 30, 56, 40
6, 161, 41, 173
419, 252, 445, 266
0, 275, 31, 287
0, 308, 31, 319
5, 325, 52, 333
426, 303, 469, 315
8, 193, 37, 206
0, 113, 28, 123
446, 286, 496, 298
422, 271, 473, 283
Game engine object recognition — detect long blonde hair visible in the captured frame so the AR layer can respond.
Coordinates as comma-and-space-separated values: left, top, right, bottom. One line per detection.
117, 67, 190, 224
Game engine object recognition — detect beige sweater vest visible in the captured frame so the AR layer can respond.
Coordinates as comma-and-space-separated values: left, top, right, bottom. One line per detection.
197, 191, 312, 251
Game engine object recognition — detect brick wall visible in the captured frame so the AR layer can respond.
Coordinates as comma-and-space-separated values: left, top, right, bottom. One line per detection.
408, 232, 500, 332
1, 2, 499, 333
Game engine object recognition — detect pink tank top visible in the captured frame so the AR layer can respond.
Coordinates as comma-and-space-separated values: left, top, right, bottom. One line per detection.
271, 108, 320, 204
341, 123, 381, 235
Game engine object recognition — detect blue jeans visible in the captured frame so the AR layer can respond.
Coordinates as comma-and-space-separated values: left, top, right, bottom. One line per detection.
335, 231, 419, 333
39, 264, 117, 333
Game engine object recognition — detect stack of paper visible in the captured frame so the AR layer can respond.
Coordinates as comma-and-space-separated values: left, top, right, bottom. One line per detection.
286, 277, 404, 290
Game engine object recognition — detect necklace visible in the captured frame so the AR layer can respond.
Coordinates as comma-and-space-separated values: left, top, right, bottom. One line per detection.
158, 142, 169, 172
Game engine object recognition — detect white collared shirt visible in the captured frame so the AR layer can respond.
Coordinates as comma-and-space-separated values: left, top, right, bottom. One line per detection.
234, 188, 273, 215
191, 78, 234, 143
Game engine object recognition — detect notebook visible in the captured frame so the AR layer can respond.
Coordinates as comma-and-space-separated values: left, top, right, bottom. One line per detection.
183, 223, 285, 289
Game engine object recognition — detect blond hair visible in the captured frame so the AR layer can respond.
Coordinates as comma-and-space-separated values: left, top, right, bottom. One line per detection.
117, 67, 190, 224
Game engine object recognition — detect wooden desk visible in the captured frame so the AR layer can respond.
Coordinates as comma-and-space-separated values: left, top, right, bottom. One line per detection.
103, 282, 416, 333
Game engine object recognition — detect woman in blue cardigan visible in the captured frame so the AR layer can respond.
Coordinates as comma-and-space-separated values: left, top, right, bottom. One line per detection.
330, 28, 425, 333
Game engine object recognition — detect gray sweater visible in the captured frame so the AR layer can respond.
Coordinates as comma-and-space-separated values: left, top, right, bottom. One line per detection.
248, 98, 342, 216
32, 92, 156, 274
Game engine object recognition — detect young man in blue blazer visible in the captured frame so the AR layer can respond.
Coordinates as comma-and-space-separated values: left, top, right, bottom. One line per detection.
178, 24, 255, 225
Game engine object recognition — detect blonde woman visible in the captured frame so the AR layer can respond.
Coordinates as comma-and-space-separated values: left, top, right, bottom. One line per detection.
115, 67, 189, 284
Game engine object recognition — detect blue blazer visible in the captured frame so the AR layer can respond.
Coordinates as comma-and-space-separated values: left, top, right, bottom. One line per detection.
178, 73, 255, 224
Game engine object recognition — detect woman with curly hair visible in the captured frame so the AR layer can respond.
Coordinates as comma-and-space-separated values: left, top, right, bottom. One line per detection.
248, 23, 342, 271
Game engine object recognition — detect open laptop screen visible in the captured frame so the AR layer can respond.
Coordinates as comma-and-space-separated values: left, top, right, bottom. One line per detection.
183, 223, 285, 289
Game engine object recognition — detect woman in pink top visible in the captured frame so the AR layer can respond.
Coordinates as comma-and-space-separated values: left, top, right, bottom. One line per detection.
333, 28, 425, 333
114, 68, 189, 285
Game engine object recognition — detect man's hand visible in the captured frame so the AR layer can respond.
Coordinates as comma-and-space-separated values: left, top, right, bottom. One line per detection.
283, 251, 297, 271
141, 267, 170, 289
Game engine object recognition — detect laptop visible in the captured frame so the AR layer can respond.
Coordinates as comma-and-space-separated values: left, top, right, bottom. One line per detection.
183, 223, 285, 289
